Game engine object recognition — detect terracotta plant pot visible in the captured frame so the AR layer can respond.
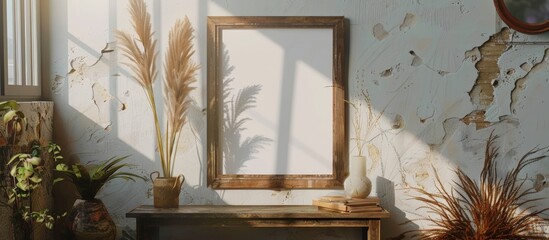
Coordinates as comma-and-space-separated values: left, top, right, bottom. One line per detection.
151, 172, 184, 208
65, 199, 116, 240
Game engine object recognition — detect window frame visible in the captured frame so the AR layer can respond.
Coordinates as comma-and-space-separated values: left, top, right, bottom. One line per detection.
1, 0, 41, 101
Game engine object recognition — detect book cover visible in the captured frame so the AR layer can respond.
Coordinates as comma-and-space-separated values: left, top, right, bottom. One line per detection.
312, 199, 382, 212
312, 199, 348, 212
346, 205, 383, 213
316, 205, 384, 213
319, 196, 380, 205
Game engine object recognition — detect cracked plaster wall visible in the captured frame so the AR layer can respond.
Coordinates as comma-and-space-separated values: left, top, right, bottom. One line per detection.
40, 0, 548, 239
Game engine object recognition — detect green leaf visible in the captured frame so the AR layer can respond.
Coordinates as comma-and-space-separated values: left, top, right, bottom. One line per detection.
22, 211, 30, 221
4, 110, 26, 136
53, 178, 64, 185
9, 154, 33, 168
8, 192, 15, 204
48, 143, 64, 162
58, 155, 143, 199
27, 156, 41, 166
7, 153, 27, 165
72, 164, 83, 178
0, 100, 19, 111
109, 172, 146, 182
93, 155, 130, 176
3, 110, 18, 123
95, 164, 127, 181
16, 180, 29, 191
55, 163, 69, 171
29, 174, 42, 183
9, 165, 17, 177
18, 165, 33, 179
30, 144, 41, 157
34, 213, 45, 223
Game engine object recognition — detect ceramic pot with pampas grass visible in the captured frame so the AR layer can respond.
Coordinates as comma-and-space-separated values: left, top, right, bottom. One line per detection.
116, 0, 198, 208
344, 90, 384, 198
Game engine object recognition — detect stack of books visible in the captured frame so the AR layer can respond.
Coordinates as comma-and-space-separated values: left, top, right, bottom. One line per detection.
312, 195, 382, 213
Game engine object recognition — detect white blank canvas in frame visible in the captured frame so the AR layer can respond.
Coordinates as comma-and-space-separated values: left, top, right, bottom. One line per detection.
221, 28, 333, 175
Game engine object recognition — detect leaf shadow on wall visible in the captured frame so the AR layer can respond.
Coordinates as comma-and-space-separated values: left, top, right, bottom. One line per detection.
221, 47, 272, 174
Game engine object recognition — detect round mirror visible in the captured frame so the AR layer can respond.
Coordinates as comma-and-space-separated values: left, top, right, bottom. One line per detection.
494, 0, 549, 34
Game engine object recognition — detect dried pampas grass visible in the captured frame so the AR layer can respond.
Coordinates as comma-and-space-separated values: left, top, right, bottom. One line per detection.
410, 133, 548, 240
116, 0, 198, 177
163, 17, 198, 176
115, 0, 158, 90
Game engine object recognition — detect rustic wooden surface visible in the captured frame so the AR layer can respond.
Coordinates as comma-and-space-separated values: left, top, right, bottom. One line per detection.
128, 205, 390, 219
127, 205, 389, 240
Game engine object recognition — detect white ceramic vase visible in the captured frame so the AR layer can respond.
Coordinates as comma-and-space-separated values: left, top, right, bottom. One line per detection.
344, 156, 372, 198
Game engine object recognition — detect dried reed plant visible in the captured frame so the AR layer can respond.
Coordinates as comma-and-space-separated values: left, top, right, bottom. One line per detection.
116, 0, 198, 177
346, 89, 385, 156
410, 133, 548, 240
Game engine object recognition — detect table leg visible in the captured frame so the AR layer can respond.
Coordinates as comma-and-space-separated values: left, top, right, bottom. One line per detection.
362, 219, 380, 240
136, 219, 144, 240
136, 219, 159, 240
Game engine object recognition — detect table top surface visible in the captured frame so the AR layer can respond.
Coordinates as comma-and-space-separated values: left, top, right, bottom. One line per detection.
127, 205, 390, 219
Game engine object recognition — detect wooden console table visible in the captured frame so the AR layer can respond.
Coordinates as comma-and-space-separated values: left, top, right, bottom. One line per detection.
127, 205, 389, 240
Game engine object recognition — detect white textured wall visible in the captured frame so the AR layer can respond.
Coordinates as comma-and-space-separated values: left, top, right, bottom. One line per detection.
40, 0, 549, 239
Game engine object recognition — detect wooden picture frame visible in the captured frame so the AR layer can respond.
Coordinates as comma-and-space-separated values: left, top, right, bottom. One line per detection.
494, 0, 549, 34
207, 16, 347, 189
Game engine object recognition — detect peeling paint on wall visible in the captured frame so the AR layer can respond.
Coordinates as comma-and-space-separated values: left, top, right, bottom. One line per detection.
67, 43, 125, 112
461, 110, 489, 128
510, 48, 549, 114
399, 13, 417, 32
417, 104, 435, 123
465, 47, 480, 62
465, 28, 511, 127
380, 67, 393, 77
409, 50, 423, 67
391, 114, 404, 130
373, 23, 388, 41
520, 62, 532, 71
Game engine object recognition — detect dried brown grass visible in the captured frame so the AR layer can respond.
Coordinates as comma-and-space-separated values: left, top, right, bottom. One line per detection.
346, 89, 386, 157
410, 133, 548, 240
115, 0, 158, 89
116, 0, 198, 177
163, 17, 198, 175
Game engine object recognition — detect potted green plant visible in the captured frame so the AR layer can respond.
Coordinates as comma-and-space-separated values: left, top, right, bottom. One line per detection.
55, 155, 145, 240
0, 100, 63, 240
5, 144, 64, 240
115, 0, 198, 208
